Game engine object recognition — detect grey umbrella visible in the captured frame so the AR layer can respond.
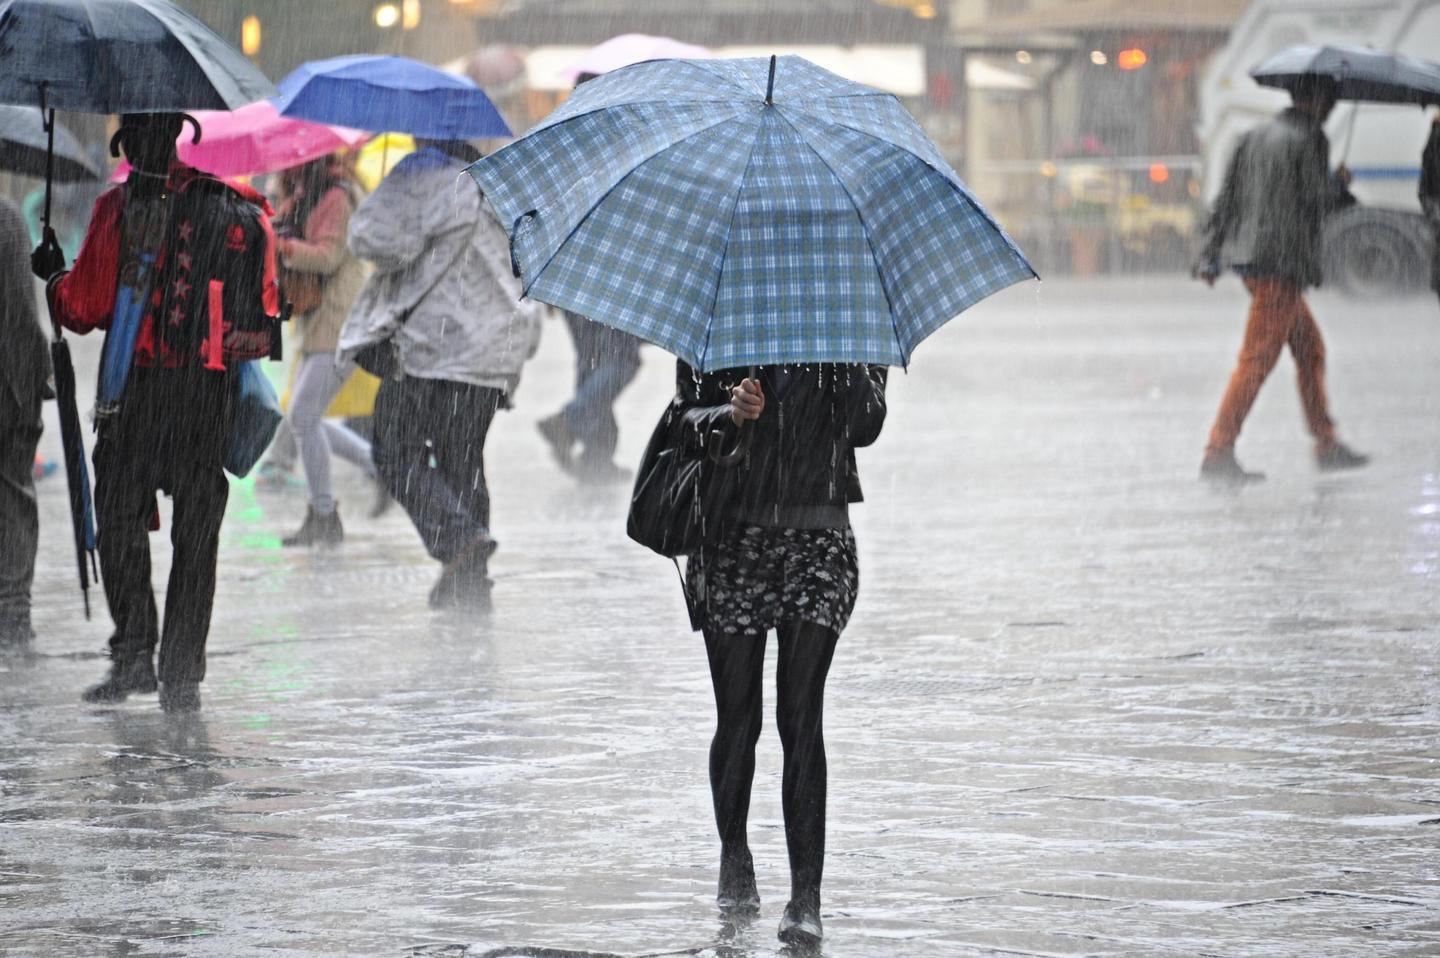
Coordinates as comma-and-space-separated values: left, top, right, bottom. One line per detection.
0, 104, 98, 181
1251, 44, 1440, 106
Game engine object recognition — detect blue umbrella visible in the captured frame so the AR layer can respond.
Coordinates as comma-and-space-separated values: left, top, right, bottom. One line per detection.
469, 55, 1035, 371
275, 55, 511, 139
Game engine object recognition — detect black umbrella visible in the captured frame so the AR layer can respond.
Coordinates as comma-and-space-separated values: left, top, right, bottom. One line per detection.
1251, 44, 1440, 106
0, 104, 99, 181
49, 332, 98, 619
0, 0, 275, 244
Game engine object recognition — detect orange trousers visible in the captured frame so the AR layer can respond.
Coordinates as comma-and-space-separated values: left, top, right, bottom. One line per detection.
1206, 277, 1335, 454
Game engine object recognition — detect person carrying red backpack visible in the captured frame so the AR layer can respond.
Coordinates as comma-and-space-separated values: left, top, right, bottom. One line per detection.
33, 112, 281, 712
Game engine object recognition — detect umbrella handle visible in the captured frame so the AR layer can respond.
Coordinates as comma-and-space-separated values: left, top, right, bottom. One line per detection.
38, 83, 55, 233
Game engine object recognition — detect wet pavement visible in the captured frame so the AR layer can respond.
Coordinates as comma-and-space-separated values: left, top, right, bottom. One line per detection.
3, 276, 1438, 957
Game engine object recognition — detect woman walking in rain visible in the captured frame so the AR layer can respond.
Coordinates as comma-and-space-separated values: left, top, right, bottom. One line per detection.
268, 154, 375, 546
675, 361, 886, 946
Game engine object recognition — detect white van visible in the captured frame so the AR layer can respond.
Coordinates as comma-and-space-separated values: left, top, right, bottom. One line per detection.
1198, 0, 1440, 295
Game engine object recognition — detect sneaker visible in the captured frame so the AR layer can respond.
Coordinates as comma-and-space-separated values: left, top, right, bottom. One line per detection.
537, 414, 576, 472
1200, 449, 1265, 485
778, 900, 823, 947
82, 657, 158, 703
282, 506, 344, 548
1317, 441, 1370, 472
159, 680, 201, 713
254, 461, 296, 491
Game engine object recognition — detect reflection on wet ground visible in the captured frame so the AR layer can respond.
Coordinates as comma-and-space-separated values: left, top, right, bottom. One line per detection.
3, 278, 1438, 956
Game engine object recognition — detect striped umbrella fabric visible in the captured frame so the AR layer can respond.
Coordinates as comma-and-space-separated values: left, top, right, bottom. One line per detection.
469, 55, 1035, 371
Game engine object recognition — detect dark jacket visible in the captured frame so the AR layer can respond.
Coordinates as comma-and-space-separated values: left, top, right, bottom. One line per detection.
673, 361, 887, 529
1197, 107, 1355, 288
1, 197, 48, 413
1420, 120, 1440, 293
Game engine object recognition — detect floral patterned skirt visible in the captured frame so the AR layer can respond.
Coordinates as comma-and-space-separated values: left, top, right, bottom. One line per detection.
685, 524, 859, 637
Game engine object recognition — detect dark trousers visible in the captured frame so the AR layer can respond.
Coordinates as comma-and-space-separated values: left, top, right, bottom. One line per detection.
0, 397, 42, 643
94, 368, 234, 682
562, 312, 641, 466
372, 375, 500, 566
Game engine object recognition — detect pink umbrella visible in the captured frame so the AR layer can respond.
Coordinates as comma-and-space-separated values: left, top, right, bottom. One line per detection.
111, 99, 369, 181
562, 34, 711, 82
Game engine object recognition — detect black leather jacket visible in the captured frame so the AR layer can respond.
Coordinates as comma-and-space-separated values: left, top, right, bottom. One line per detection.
672, 360, 887, 529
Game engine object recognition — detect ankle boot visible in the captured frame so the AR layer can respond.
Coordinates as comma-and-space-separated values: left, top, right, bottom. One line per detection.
717, 847, 760, 912
282, 506, 344, 547
82, 657, 157, 703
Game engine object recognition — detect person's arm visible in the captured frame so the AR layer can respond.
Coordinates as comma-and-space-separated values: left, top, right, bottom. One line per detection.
839, 364, 887, 448
1195, 135, 1246, 282
673, 361, 742, 455
347, 167, 427, 271
46, 191, 123, 334
280, 187, 351, 276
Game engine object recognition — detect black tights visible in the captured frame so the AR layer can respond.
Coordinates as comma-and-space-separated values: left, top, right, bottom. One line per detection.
704, 620, 840, 909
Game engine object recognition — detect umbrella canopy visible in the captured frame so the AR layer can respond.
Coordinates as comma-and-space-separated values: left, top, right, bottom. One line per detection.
1251, 44, 1440, 106
49, 338, 98, 618
0, 0, 275, 114
275, 55, 511, 140
0, 104, 99, 180
563, 33, 711, 81
469, 56, 1035, 371
110, 99, 369, 181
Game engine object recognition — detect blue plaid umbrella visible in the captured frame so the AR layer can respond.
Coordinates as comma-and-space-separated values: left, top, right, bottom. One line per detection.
468, 55, 1035, 371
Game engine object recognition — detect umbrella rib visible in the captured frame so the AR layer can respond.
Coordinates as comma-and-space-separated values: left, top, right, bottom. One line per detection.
768, 107, 908, 367
520, 108, 754, 300
698, 112, 769, 372
793, 108, 1034, 272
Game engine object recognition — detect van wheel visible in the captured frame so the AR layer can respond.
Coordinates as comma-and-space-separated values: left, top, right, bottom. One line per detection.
1323, 209, 1426, 297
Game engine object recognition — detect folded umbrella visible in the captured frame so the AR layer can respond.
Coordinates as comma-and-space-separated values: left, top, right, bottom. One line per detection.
1250, 44, 1440, 106
469, 56, 1035, 371
0, 104, 99, 181
275, 55, 511, 140
49, 333, 98, 619
111, 99, 369, 181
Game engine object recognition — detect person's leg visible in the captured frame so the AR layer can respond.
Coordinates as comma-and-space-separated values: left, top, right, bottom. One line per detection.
0, 404, 42, 645
1205, 277, 1294, 455
372, 376, 487, 565
1287, 296, 1337, 448
572, 327, 642, 469
320, 419, 375, 476
775, 619, 840, 920
156, 453, 228, 699
704, 628, 767, 906
432, 382, 499, 534
288, 352, 344, 514
86, 423, 160, 700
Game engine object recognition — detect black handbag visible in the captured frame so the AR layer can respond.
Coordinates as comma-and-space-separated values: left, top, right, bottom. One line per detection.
627, 404, 749, 558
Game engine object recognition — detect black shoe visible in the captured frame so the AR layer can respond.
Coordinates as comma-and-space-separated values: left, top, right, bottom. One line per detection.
717, 849, 760, 913
282, 506, 344, 547
1200, 449, 1265, 485
778, 899, 823, 947
1317, 441, 1369, 472
159, 680, 201, 713
537, 414, 576, 472
82, 658, 158, 703
429, 535, 498, 610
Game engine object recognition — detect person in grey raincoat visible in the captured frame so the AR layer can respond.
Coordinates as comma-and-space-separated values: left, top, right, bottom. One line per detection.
1193, 76, 1367, 483
0, 195, 50, 649
337, 139, 541, 609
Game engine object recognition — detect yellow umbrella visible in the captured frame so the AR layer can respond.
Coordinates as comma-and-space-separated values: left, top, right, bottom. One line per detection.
354, 131, 415, 191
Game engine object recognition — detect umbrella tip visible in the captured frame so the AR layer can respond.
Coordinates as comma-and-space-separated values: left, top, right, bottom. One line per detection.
766, 55, 777, 106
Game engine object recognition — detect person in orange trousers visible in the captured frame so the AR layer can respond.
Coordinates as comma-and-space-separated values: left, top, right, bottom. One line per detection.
1194, 77, 1368, 484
